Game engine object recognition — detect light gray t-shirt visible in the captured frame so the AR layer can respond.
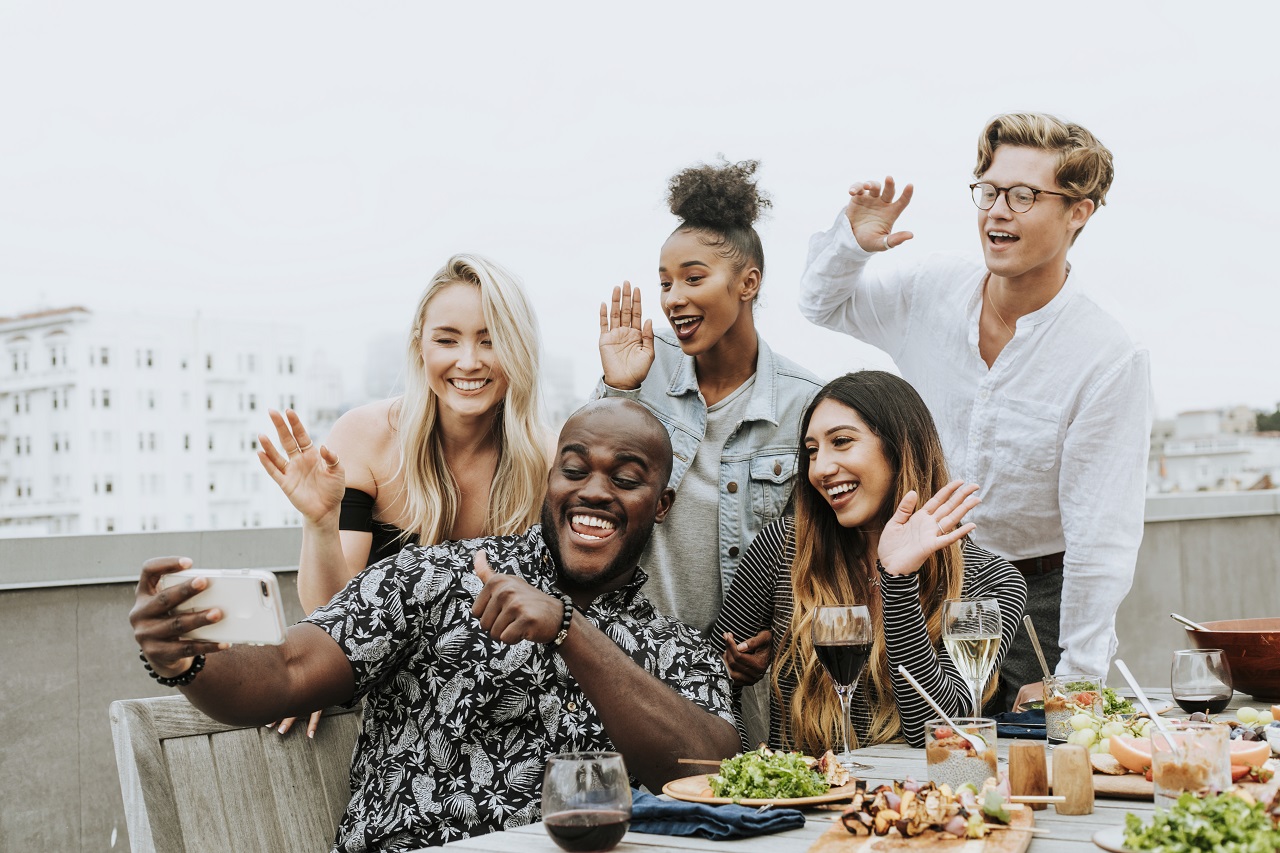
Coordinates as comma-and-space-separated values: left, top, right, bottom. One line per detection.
641, 375, 756, 636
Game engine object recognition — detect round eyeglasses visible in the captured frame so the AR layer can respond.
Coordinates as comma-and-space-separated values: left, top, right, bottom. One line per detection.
970, 182, 1070, 214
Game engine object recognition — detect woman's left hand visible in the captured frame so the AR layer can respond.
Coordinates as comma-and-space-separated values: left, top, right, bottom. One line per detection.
877, 480, 979, 576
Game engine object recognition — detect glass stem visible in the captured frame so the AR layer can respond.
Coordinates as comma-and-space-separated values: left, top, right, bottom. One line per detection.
970, 679, 982, 718
836, 685, 853, 756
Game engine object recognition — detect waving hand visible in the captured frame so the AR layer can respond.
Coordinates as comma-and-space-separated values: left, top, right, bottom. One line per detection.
846, 176, 915, 253
598, 281, 654, 391
257, 409, 345, 526
877, 480, 979, 576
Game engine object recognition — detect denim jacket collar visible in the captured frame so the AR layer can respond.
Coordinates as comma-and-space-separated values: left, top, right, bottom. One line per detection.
664, 333, 781, 428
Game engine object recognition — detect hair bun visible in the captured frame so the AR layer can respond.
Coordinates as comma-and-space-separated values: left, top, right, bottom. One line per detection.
667, 158, 771, 230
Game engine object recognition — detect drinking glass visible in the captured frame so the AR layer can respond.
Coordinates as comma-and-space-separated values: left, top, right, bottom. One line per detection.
1043, 673, 1105, 744
811, 604, 874, 771
1171, 648, 1233, 715
942, 598, 1002, 717
541, 752, 631, 853
1151, 721, 1231, 809
925, 717, 999, 790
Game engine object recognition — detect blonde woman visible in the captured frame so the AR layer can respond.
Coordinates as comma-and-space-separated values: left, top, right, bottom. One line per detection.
713, 372, 1027, 751
258, 254, 550, 732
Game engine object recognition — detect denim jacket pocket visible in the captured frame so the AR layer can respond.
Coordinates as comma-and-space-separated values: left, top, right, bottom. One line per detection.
995, 397, 1063, 472
748, 453, 798, 521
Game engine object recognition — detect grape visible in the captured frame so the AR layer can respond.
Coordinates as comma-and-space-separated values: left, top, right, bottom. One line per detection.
1257, 712, 1275, 726
1075, 728, 1097, 747
1101, 721, 1126, 738
1237, 707, 1259, 723
1097, 736, 1111, 755
1070, 713, 1095, 732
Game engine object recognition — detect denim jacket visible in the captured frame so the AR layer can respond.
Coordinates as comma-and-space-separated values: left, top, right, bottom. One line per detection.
595, 332, 822, 592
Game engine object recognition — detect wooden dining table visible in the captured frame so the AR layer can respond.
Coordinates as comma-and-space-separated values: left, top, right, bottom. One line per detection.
412, 688, 1261, 852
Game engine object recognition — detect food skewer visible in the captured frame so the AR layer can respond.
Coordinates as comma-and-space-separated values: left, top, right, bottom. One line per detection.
1170, 612, 1208, 631
677, 758, 724, 766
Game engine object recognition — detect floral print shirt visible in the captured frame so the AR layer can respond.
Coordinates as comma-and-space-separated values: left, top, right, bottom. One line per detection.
306, 525, 734, 853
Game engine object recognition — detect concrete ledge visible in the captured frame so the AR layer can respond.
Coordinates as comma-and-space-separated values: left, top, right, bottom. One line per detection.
1145, 490, 1280, 522
0, 528, 302, 589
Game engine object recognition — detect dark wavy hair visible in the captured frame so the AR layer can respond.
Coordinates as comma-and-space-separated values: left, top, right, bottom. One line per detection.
666, 158, 771, 292
774, 371, 968, 753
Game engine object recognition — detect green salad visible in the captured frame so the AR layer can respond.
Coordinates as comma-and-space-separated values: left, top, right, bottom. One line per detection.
1102, 687, 1135, 716
707, 747, 828, 800
1123, 792, 1280, 853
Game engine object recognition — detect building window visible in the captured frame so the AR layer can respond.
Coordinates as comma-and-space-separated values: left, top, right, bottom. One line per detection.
208, 435, 214, 451
209, 481, 215, 492
148, 433, 156, 451
105, 477, 114, 494
138, 433, 145, 451
248, 393, 257, 411
147, 391, 155, 410
184, 434, 190, 451
206, 354, 213, 371
100, 347, 109, 366
247, 353, 256, 372
102, 390, 110, 409
50, 348, 58, 367
206, 395, 213, 411
146, 350, 154, 367
105, 518, 115, 532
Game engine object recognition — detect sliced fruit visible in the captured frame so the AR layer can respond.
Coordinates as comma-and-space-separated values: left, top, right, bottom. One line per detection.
1229, 739, 1271, 767
1109, 735, 1154, 774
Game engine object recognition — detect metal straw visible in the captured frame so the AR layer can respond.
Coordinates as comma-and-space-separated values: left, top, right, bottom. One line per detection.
897, 665, 987, 753
1023, 614, 1053, 681
1114, 658, 1181, 758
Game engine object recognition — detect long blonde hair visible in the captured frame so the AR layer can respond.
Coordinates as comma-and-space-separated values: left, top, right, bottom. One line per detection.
773, 372, 981, 752
397, 254, 548, 545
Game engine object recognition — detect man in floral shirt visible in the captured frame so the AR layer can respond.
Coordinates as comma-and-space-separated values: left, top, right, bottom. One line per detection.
131, 399, 739, 852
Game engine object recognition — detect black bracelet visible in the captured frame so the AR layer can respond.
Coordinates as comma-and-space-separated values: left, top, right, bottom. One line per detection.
139, 650, 205, 687
549, 595, 574, 647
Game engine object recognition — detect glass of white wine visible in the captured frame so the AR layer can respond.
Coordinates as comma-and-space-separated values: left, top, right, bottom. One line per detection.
942, 598, 1002, 718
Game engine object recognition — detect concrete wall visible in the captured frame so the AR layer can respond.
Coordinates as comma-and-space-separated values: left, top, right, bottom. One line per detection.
2, 505, 1279, 851
0, 529, 304, 853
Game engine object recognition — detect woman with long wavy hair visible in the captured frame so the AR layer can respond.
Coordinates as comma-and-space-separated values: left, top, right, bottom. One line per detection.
714, 371, 1026, 750
258, 253, 550, 733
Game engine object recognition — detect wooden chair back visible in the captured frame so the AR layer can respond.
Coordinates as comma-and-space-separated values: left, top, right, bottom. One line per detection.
110, 695, 361, 853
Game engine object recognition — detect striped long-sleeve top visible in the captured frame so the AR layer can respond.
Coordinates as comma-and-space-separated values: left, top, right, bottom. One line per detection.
713, 516, 1028, 749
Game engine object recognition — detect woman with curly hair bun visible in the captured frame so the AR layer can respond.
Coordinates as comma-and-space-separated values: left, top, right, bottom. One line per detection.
596, 159, 822, 653
258, 253, 551, 734
714, 371, 1027, 752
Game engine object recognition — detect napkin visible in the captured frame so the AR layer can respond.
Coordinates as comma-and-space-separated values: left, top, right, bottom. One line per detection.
994, 709, 1047, 739
628, 788, 805, 839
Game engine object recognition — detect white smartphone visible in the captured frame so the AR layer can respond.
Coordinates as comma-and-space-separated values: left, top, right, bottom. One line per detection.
157, 569, 288, 646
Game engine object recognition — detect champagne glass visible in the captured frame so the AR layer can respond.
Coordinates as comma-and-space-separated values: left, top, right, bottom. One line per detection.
811, 604, 874, 771
541, 752, 631, 852
942, 598, 1002, 718
1171, 648, 1233, 714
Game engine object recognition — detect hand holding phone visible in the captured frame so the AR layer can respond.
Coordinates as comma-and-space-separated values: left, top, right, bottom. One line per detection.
157, 569, 287, 646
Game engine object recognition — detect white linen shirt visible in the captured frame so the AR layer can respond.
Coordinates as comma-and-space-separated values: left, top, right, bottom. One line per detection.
798, 211, 1152, 677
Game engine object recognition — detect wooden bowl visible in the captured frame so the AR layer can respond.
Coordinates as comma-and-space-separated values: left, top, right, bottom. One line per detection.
1186, 618, 1280, 701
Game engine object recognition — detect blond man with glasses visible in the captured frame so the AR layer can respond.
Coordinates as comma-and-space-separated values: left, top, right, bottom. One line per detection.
798, 113, 1152, 710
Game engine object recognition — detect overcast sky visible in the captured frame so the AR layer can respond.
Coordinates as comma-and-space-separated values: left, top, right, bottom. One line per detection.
2, 1, 1276, 418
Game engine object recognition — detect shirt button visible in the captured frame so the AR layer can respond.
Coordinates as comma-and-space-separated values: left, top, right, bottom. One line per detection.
566, 701, 578, 712
773, 461, 782, 475
729, 546, 740, 558
727, 481, 738, 493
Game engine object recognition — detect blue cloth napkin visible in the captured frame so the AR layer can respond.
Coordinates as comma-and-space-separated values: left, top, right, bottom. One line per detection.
628, 788, 806, 839
994, 709, 1047, 739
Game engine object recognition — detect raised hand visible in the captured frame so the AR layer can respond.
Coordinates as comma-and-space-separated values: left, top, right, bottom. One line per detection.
471, 550, 564, 645
257, 409, 345, 527
721, 629, 772, 686
877, 480, 980, 576
598, 281, 654, 391
130, 556, 229, 678
845, 176, 915, 253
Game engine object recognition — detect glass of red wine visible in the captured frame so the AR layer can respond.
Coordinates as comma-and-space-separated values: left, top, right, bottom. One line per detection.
1171, 648, 1233, 714
541, 751, 631, 853
812, 604, 874, 771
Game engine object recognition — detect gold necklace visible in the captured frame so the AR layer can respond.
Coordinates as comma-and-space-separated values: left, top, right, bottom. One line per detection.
984, 278, 1015, 337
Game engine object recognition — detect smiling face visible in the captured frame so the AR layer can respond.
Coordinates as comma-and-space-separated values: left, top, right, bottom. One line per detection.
419, 283, 508, 418
805, 398, 896, 529
658, 228, 758, 358
977, 145, 1093, 284
541, 400, 674, 595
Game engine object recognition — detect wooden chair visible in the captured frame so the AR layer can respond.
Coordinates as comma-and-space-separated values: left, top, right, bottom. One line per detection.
110, 695, 361, 853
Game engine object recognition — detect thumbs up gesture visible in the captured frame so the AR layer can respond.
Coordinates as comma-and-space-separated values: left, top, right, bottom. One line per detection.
470, 550, 564, 645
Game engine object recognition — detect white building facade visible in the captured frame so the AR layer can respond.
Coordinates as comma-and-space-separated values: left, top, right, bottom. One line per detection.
1149, 406, 1280, 493
0, 307, 326, 537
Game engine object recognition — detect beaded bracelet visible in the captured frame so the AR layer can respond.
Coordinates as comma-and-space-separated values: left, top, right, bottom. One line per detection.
549, 595, 574, 647
139, 650, 205, 687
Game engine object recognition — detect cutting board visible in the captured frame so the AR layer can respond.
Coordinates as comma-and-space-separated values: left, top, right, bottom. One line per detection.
1048, 762, 1280, 801
806, 804, 1034, 853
